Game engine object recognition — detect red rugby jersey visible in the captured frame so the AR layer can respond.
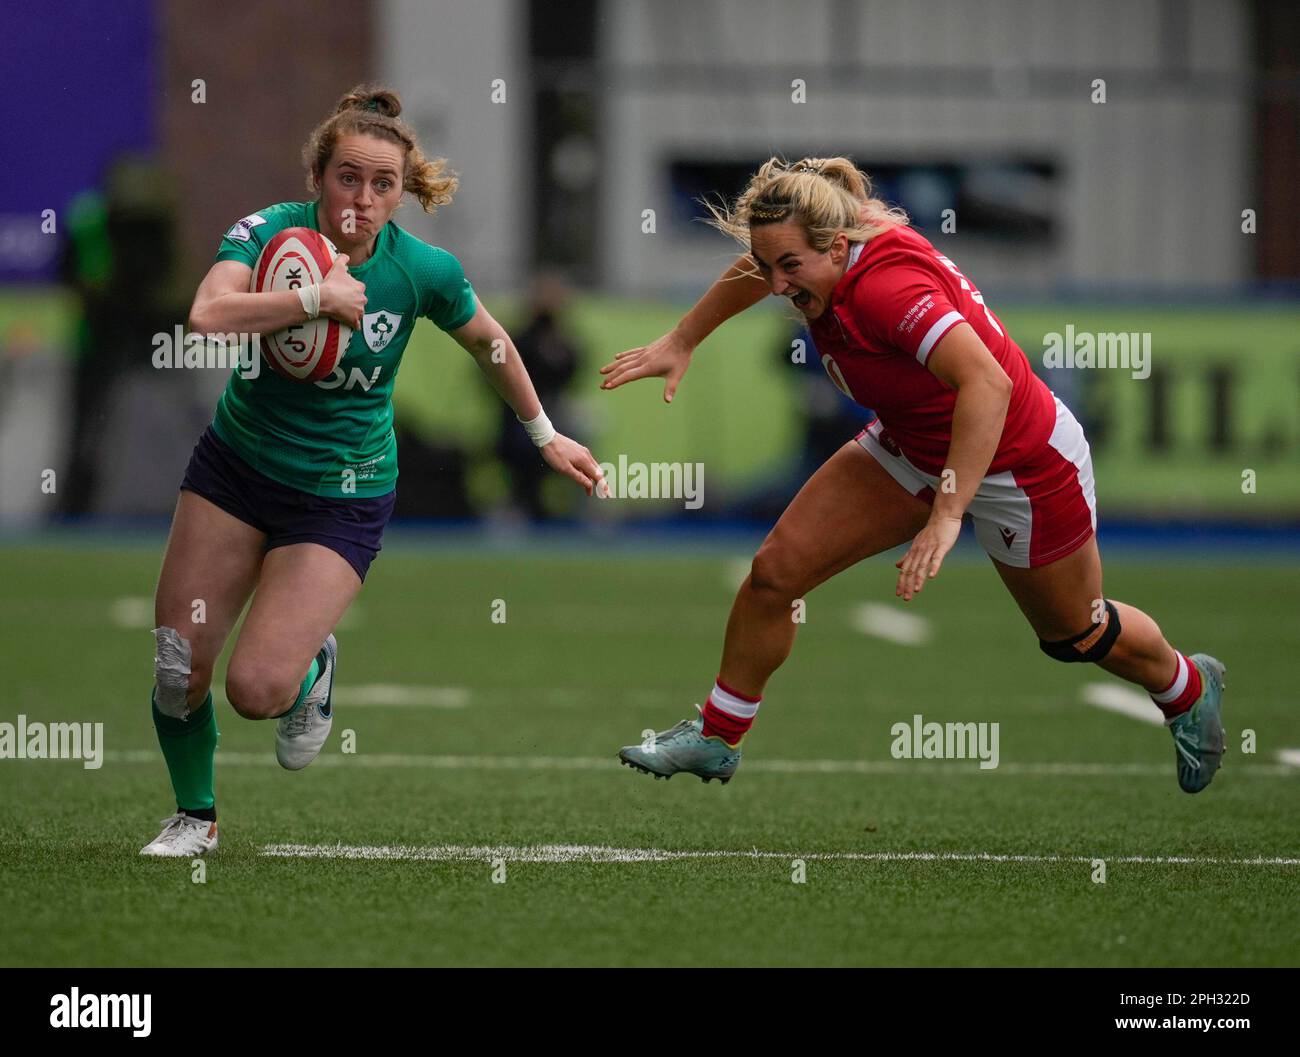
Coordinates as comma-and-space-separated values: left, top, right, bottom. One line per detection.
808, 225, 1055, 476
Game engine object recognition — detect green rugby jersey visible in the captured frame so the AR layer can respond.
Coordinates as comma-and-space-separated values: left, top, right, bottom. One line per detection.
210, 200, 477, 497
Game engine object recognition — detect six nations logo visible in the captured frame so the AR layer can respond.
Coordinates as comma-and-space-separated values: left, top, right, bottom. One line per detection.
224, 213, 266, 242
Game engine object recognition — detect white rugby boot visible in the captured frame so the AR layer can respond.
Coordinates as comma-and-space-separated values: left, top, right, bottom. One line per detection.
140, 813, 218, 857
275, 634, 336, 771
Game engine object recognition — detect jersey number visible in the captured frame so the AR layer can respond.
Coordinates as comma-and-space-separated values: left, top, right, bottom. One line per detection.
933, 254, 1003, 336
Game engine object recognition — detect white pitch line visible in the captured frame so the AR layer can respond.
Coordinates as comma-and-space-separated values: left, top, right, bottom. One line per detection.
260, 842, 1300, 868
332, 685, 469, 708
109, 597, 153, 630
1279, 749, 1300, 769
112, 597, 366, 632
1080, 683, 1164, 726
849, 602, 932, 646
100, 750, 1299, 777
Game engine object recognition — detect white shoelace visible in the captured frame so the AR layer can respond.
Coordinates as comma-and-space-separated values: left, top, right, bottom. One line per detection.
283, 705, 317, 736
154, 814, 205, 847
284, 654, 330, 736
1172, 731, 1202, 771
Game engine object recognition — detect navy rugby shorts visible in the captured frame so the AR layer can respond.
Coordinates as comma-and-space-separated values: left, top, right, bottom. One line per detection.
179, 426, 396, 582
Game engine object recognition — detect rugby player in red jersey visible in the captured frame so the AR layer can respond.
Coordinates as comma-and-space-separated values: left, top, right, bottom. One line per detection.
603, 157, 1224, 792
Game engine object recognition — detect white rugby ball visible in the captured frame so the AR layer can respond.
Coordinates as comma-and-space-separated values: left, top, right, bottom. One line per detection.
252, 226, 352, 381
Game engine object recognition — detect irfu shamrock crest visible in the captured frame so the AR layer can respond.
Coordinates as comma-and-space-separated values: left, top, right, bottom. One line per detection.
361, 310, 403, 353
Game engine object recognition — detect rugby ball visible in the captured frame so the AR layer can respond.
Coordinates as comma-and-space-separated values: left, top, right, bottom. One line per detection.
252, 227, 352, 381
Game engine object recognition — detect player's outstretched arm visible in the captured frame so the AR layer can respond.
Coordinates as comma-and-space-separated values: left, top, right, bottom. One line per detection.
451, 301, 606, 496
599, 254, 769, 403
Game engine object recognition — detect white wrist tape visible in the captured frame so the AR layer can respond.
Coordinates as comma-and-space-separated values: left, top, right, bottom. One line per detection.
518, 409, 556, 448
296, 283, 321, 320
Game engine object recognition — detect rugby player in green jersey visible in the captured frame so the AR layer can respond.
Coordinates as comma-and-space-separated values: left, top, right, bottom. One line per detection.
142, 85, 604, 856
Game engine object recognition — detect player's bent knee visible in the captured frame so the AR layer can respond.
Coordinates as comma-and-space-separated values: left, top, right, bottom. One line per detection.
225, 680, 284, 720
1038, 599, 1122, 664
153, 626, 193, 719
225, 664, 298, 720
748, 543, 809, 604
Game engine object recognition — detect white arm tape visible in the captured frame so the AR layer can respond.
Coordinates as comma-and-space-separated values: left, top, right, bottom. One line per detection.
518, 408, 556, 448
296, 283, 321, 320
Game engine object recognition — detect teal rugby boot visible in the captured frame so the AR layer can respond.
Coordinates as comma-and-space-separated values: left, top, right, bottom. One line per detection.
618, 714, 742, 784
1167, 653, 1226, 793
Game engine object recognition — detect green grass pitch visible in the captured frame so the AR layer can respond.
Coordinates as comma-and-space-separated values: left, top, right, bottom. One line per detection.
0, 540, 1297, 966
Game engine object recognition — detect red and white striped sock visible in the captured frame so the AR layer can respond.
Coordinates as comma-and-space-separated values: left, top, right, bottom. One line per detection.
1150, 651, 1202, 720
701, 678, 761, 745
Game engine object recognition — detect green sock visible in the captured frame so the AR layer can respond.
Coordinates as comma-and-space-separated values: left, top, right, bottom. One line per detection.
152, 690, 219, 812
278, 654, 323, 719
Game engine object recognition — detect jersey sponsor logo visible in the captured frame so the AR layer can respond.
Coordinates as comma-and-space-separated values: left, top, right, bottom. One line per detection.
999, 527, 1018, 548
224, 213, 267, 242
314, 364, 384, 391
362, 310, 402, 353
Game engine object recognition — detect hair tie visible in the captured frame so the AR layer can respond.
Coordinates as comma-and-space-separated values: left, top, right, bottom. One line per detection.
363, 100, 381, 112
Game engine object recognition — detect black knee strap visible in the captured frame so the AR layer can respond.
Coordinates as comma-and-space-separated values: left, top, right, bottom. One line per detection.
1039, 600, 1122, 663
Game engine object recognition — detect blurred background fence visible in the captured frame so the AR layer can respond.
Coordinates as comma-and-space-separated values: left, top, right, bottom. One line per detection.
2, 0, 1297, 534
